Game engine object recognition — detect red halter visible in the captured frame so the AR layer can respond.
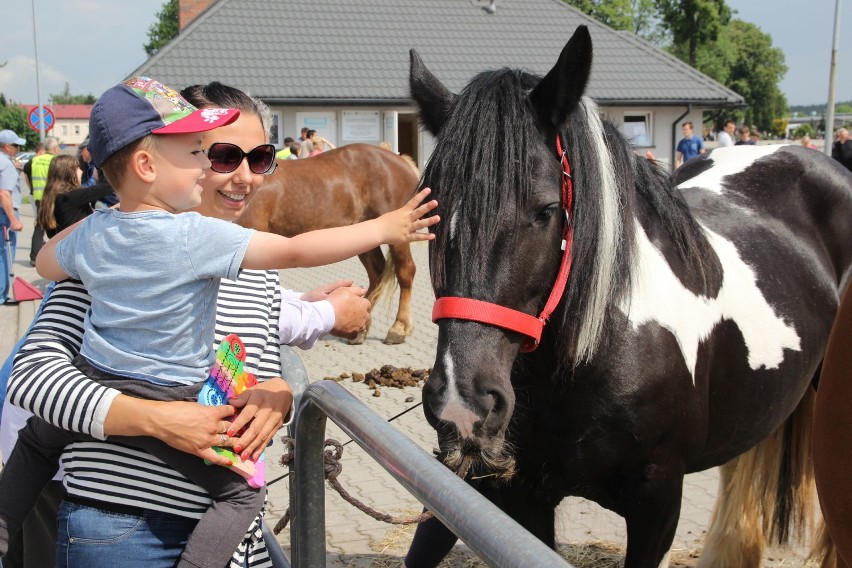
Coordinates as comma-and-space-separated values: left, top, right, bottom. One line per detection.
432, 134, 575, 352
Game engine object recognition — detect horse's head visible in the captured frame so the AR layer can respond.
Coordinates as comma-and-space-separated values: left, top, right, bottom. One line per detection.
411, 26, 624, 477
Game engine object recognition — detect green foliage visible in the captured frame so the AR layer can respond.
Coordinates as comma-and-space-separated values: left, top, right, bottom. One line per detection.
563, 0, 661, 37
50, 82, 96, 105
724, 20, 788, 131
656, 0, 731, 67
793, 123, 816, 138
144, 0, 179, 56
0, 104, 41, 149
789, 100, 852, 115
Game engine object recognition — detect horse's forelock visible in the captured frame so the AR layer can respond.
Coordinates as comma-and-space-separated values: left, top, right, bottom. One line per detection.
426, 69, 541, 290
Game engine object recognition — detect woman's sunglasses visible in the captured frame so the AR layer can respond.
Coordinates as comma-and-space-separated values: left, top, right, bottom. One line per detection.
206, 142, 277, 175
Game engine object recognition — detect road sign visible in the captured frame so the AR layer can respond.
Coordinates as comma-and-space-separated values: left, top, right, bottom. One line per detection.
27, 106, 55, 133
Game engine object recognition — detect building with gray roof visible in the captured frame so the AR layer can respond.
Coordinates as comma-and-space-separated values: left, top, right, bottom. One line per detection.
132, 0, 744, 167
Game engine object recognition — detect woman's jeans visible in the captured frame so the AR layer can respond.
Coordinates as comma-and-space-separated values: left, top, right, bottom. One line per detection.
55, 501, 198, 568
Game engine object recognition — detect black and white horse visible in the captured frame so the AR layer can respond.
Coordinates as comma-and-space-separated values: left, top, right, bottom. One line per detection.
409, 26, 852, 567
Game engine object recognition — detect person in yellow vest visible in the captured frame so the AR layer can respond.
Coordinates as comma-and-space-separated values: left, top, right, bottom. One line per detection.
275, 136, 296, 160
28, 137, 59, 265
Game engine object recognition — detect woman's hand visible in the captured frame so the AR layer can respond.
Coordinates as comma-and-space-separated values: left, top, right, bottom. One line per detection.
106, 394, 238, 466
227, 377, 293, 461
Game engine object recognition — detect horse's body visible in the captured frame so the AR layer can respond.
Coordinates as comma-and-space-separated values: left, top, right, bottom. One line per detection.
814, 283, 852, 568
410, 27, 852, 567
238, 144, 420, 344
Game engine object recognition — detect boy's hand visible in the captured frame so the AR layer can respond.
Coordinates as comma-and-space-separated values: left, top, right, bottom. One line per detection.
380, 187, 439, 245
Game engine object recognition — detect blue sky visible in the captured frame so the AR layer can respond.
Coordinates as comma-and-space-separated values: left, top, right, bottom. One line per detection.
1, 0, 849, 107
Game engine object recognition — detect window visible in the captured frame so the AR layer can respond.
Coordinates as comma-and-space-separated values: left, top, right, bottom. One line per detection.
623, 112, 653, 147
269, 111, 283, 148
74, 125, 80, 135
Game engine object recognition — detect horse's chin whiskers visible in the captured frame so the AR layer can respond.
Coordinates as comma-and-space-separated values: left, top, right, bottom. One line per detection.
438, 438, 517, 481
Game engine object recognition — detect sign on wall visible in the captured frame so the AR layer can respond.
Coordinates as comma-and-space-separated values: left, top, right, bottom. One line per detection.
342, 111, 380, 142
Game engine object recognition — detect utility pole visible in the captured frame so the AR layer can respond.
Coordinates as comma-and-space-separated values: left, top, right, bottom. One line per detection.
31, 0, 45, 143
824, 0, 842, 154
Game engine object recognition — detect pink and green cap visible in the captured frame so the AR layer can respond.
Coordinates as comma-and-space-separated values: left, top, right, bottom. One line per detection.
88, 76, 240, 167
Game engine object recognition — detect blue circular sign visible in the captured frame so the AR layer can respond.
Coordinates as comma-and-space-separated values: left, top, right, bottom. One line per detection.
27, 106, 55, 132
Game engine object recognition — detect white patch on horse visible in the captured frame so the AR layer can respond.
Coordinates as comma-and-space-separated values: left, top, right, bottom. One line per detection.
438, 351, 479, 438
621, 220, 801, 382
678, 145, 784, 194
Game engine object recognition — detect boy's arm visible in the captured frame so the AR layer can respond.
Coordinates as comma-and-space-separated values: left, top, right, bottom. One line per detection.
35, 219, 84, 281
241, 187, 439, 270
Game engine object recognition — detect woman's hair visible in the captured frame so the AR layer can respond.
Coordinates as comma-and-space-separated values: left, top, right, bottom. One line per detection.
180, 82, 272, 139
38, 154, 80, 231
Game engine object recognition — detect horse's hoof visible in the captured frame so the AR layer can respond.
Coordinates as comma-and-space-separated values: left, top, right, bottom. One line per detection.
348, 331, 367, 345
383, 331, 407, 345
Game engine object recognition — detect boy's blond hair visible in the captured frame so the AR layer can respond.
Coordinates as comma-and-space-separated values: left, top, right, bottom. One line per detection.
100, 135, 160, 189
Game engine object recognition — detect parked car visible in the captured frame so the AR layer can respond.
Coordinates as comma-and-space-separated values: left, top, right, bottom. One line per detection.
16, 151, 36, 167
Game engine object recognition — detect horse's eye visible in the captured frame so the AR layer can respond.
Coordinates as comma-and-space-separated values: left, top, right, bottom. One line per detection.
535, 203, 560, 224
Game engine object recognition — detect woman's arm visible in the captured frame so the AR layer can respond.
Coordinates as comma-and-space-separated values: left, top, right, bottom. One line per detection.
10, 280, 237, 465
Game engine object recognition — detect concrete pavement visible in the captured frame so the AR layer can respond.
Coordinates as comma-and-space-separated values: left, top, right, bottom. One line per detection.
0, 205, 814, 566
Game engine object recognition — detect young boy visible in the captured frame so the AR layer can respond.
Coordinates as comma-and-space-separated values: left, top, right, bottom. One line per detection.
0, 77, 439, 568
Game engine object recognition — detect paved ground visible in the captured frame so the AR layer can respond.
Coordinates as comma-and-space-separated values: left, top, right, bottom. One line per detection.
1, 204, 818, 567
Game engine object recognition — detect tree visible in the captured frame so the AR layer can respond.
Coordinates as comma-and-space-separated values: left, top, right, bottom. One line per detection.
563, 0, 662, 38
0, 101, 41, 149
50, 82, 96, 105
656, 0, 731, 67
144, 0, 179, 57
723, 20, 788, 132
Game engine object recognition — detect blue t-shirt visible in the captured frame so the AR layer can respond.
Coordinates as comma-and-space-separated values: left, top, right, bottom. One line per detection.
0, 154, 22, 211
676, 135, 704, 163
55, 209, 255, 385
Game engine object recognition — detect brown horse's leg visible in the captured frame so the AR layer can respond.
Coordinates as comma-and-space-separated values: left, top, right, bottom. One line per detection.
813, 284, 852, 567
350, 248, 385, 344
383, 243, 415, 345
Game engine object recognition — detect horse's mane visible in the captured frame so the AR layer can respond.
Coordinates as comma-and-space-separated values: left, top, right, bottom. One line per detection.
426, 69, 720, 367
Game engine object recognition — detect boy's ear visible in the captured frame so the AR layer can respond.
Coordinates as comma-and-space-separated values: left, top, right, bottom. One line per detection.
131, 148, 157, 183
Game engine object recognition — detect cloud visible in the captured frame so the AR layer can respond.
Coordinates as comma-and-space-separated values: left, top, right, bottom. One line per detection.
0, 55, 71, 105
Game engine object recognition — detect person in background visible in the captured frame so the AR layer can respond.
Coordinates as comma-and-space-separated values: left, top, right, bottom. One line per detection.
37, 155, 117, 238
275, 136, 295, 160
675, 121, 705, 168
831, 128, 852, 172
308, 130, 336, 157
299, 126, 309, 142
800, 135, 817, 149
21, 142, 44, 194
735, 126, 756, 146
717, 119, 735, 147
78, 137, 97, 187
28, 137, 59, 266
0, 130, 25, 305
297, 129, 316, 158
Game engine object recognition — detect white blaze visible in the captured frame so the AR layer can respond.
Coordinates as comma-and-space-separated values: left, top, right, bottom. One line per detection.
620, 220, 800, 382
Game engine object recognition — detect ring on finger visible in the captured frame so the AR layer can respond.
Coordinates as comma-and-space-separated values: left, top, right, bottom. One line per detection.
219, 433, 228, 445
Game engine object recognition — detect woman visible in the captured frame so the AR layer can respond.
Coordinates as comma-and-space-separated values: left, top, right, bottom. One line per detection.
37, 155, 115, 237
6, 82, 367, 567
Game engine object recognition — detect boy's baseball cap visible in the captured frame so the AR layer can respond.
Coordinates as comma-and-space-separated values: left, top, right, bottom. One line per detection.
88, 76, 240, 167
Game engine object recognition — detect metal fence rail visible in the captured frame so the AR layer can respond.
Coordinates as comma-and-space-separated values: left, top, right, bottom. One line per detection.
289, 379, 573, 568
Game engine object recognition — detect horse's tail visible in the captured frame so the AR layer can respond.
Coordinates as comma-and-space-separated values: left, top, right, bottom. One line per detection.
697, 385, 816, 568
809, 519, 841, 568
367, 249, 398, 310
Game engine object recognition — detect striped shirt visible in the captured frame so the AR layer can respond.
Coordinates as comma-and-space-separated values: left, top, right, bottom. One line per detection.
9, 270, 284, 567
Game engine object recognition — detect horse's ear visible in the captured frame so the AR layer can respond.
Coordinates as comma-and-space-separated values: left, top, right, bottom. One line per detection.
409, 49, 455, 136
530, 25, 593, 129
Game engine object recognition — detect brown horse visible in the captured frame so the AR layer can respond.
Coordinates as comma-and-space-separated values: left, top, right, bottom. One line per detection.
238, 143, 420, 344
812, 283, 852, 568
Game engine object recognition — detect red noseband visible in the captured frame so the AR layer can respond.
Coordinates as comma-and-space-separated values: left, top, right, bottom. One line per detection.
432, 134, 575, 352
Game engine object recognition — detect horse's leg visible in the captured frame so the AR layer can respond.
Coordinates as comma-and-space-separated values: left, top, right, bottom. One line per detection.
620, 464, 684, 568
383, 243, 415, 345
495, 480, 556, 547
351, 248, 384, 344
